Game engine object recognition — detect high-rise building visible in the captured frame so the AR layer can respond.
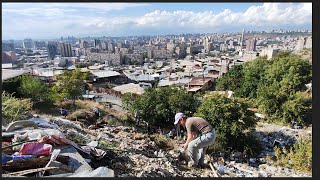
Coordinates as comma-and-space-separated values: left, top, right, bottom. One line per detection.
59, 43, 73, 57
23, 38, 33, 49
203, 37, 212, 52
34, 41, 46, 49
108, 43, 115, 53
167, 43, 176, 53
94, 39, 101, 48
245, 38, 256, 52
47, 42, 58, 60
117, 43, 123, 49
101, 42, 107, 50
80, 40, 89, 49
240, 28, 245, 50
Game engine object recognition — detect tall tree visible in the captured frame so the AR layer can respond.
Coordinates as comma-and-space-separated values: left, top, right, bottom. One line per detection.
52, 69, 89, 107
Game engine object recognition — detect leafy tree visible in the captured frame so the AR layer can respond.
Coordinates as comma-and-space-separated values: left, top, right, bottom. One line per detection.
52, 69, 89, 107
18, 75, 51, 104
282, 91, 312, 125
258, 54, 312, 124
265, 56, 311, 96
2, 91, 33, 126
239, 57, 270, 98
194, 93, 259, 153
122, 86, 200, 127
215, 64, 243, 94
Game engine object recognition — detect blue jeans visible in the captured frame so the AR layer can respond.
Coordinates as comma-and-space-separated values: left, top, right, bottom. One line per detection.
187, 129, 216, 165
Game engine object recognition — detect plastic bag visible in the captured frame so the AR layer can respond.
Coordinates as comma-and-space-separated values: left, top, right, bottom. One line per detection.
19, 142, 52, 156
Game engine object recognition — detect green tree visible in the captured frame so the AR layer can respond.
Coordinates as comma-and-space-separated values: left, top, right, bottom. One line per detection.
194, 93, 259, 154
52, 69, 89, 107
122, 86, 200, 127
239, 57, 270, 98
257, 54, 312, 124
18, 75, 51, 104
265, 56, 311, 96
215, 64, 243, 94
282, 91, 312, 125
2, 91, 33, 126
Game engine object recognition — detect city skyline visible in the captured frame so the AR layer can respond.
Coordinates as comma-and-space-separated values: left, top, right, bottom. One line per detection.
2, 2, 312, 40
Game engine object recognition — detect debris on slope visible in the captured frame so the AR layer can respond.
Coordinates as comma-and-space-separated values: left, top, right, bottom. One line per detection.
1, 115, 311, 177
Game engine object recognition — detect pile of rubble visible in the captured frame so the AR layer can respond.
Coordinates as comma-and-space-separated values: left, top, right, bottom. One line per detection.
1, 115, 311, 177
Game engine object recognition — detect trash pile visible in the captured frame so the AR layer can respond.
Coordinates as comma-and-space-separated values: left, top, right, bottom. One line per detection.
1, 116, 311, 177
2, 116, 114, 177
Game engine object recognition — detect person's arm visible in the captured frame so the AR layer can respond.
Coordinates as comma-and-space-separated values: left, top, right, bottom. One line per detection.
183, 132, 194, 150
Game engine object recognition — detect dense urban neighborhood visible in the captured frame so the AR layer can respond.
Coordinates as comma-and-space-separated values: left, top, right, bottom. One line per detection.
2, 2, 312, 178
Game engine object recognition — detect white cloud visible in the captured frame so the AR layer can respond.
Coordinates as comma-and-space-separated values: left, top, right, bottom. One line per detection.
2, 3, 312, 39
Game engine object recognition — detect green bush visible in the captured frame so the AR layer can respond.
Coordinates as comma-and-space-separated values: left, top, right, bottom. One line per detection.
122, 86, 200, 127
18, 75, 52, 105
274, 138, 312, 174
2, 91, 33, 126
194, 93, 259, 153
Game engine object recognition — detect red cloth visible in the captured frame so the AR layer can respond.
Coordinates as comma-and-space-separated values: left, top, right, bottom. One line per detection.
19, 142, 52, 156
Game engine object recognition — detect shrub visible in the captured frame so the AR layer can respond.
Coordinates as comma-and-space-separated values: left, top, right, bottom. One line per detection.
122, 86, 200, 128
2, 91, 33, 126
18, 75, 52, 105
194, 93, 258, 153
274, 138, 312, 174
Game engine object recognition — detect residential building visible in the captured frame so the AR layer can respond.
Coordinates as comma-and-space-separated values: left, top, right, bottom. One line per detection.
34, 41, 46, 49
23, 38, 33, 49
59, 43, 73, 57
47, 42, 58, 60
245, 38, 256, 52
80, 40, 89, 49
94, 39, 101, 48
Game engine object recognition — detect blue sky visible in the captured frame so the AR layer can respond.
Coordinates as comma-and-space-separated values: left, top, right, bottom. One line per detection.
2, 3, 312, 40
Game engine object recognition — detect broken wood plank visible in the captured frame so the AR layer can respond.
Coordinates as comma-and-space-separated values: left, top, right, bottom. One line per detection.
209, 162, 220, 177
6, 167, 60, 176
2, 155, 70, 172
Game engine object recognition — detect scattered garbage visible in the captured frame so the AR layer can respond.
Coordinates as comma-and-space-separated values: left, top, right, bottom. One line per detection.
19, 142, 52, 156
2, 155, 36, 165
69, 167, 114, 177
1, 116, 312, 177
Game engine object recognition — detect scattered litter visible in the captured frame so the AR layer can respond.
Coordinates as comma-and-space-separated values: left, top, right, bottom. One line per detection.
19, 142, 52, 156
69, 167, 114, 177
2, 155, 36, 165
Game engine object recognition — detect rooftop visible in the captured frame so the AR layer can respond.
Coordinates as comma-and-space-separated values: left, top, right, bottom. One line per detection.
189, 77, 213, 86
2, 69, 30, 81
112, 83, 145, 95
90, 70, 121, 78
